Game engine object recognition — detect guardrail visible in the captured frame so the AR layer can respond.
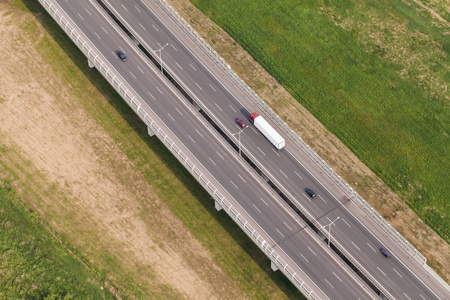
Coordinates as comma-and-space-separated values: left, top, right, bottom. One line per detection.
156, 0, 449, 293
37, 0, 323, 298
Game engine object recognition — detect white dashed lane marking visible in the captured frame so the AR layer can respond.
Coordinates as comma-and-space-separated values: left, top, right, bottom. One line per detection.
215, 103, 223, 111
195, 129, 203, 138
257, 147, 266, 155
333, 272, 342, 282
252, 204, 261, 213
139, 23, 146, 30
187, 135, 195, 144
294, 171, 303, 180
121, 4, 128, 11
189, 63, 196, 71
342, 218, 351, 227
275, 228, 285, 238
284, 222, 293, 231
209, 84, 216, 92
152, 24, 159, 31
308, 247, 317, 256
351, 241, 361, 251
208, 157, 216, 166
367, 243, 376, 252
260, 197, 269, 206
279, 170, 288, 178
324, 279, 334, 288
176, 62, 183, 70
299, 253, 309, 262
392, 268, 402, 278
230, 180, 238, 189
216, 151, 224, 160
155, 86, 163, 94
250, 127, 259, 134
194, 82, 203, 90
135, 5, 141, 12
237, 174, 246, 183
318, 195, 326, 203
377, 267, 387, 276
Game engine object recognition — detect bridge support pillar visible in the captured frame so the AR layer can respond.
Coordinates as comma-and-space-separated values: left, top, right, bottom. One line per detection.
192, 102, 201, 112
147, 127, 155, 137
260, 172, 269, 183
131, 36, 140, 46
215, 200, 223, 211
271, 261, 279, 272
88, 59, 95, 68
317, 230, 326, 242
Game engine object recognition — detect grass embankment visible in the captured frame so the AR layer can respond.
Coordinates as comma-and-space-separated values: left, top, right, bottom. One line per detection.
0, 182, 115, 299
0, 0, 302, 298
189, 0, 450, 242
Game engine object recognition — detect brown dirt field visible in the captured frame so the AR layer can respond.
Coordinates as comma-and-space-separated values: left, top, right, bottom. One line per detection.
0, 4, 247, 299
166, 0, 450, 281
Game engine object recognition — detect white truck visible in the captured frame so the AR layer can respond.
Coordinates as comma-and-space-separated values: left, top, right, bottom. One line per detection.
249, 113, 285, 150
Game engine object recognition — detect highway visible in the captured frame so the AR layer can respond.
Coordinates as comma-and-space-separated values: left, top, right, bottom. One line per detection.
44, 0, 449, 299
46, 0, 377, 298
94, 1, 449, 299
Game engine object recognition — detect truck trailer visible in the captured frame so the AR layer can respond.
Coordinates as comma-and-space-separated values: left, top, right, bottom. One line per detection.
249, 113, 285, 150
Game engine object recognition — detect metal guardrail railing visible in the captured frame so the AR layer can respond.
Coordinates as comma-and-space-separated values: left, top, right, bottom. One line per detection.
101, 1, 379, 295
37, 0, 323, 298
156, 0, 449, 293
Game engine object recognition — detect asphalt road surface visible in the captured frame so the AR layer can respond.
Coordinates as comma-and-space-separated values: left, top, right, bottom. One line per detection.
48, 0, 449, 299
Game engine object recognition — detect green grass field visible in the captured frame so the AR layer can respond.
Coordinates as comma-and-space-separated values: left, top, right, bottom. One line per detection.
0, 182, 114, 299
190, 0, 450, 242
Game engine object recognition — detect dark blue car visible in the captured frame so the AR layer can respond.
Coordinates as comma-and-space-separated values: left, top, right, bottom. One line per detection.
380, 248, 391, 258
116, 50, 127, 61
304, 188, 316, 198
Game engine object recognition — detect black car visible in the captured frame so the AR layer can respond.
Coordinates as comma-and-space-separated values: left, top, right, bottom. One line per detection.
380, 248, 391, 258
304, 188, 316, 198
116, 50, 127, 61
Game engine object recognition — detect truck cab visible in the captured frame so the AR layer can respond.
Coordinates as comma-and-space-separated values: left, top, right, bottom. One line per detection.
249, 113, 259, 124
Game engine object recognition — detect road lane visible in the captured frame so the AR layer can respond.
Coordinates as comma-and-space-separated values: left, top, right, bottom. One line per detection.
98, 0, 448, 299
49, 0, 377, 298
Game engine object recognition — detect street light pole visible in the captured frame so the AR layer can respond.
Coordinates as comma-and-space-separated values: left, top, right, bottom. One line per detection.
153, 43, 169, 74
323, 216, 340, 248
232, 128, 246, 157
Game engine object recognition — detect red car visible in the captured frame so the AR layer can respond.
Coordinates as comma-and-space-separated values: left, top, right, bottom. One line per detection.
235, 118, 248, 129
